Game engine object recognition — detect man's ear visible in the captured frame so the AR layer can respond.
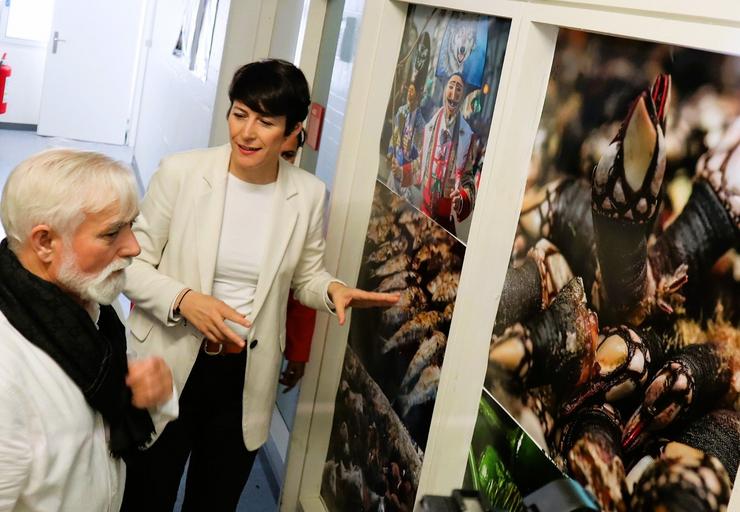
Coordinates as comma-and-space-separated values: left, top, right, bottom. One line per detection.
28, 225, 60, 263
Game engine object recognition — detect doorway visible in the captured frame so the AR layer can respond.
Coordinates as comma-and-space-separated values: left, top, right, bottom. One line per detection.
0, 0, 146, 145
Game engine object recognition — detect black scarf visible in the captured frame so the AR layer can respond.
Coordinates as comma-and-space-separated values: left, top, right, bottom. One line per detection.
0, 239, 154, 459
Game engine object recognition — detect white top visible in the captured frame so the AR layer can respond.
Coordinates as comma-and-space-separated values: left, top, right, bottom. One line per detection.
0, 307, 178, 512
0, 310, 122, 512
211, 173, 276, 339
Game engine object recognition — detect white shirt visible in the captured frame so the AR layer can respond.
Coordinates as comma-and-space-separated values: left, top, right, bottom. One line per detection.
0, 310, 123, 512
212, 174, 276, 339
0, 308, 178, 512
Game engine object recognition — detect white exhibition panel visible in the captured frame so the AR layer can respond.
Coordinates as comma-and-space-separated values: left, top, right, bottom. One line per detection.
282, 1, 740, 511
288, 2, 410, 510
419, 17, 559, 499
411, 0, 740, 24
544, 0, 740, 24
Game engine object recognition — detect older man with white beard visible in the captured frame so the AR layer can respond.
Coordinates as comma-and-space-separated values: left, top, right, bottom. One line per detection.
0, 149, 176, 512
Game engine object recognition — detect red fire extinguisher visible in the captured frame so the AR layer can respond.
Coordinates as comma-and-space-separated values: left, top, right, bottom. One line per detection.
0, 53, 11, 115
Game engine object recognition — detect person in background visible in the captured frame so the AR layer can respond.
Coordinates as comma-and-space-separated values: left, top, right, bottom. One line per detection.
279, 127, 315, 390
121, 59, 398, 511
279, 125, 306, 164
0, 149, 175, 512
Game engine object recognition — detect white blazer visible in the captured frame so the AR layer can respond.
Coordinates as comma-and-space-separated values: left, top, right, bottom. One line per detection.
124, 144, 336, 450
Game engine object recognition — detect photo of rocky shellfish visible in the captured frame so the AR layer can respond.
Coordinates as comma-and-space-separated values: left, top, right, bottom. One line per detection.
321, 180, 465, 511
353, 182, 464, 445
484, 30, 740, 512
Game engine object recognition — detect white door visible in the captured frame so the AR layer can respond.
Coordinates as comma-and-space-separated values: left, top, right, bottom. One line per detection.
37, 0, 144, 145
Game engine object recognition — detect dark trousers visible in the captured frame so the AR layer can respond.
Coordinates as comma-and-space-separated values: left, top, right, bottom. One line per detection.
122, 349, 257, 512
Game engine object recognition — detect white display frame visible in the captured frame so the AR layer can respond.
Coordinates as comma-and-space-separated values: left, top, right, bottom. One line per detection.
281, 1, 740, 511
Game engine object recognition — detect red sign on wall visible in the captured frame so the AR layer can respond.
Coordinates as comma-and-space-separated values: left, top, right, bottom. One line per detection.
306, 102, 325, 150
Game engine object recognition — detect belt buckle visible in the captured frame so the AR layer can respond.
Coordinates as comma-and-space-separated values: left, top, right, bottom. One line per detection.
203, 339, 224, 356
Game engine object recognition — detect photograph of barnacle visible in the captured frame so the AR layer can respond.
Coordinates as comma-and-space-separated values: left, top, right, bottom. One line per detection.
321, 180, 465, 511
484, 29, 740, 512
377, 4, 510, 242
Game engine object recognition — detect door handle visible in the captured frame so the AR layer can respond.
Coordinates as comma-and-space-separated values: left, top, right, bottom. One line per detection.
52, 31, 67, 54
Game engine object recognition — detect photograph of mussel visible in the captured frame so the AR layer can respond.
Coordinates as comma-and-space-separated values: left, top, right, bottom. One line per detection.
321, 181, 465, 511
483, 28, 740, 512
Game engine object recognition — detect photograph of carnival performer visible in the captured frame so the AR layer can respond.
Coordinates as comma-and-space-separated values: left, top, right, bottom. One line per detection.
413, 72, 477, 234
378, 6, 509, 242
386, 80, 425, 200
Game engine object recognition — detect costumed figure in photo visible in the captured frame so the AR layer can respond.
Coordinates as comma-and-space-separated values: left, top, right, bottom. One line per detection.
409, 73, 477, 233
412, 32, 435, 121
0, 149, 176, 512
386, 81, 425, 200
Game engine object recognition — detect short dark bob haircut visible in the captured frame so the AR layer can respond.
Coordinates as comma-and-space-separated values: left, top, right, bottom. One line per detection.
228, 59, 311, 135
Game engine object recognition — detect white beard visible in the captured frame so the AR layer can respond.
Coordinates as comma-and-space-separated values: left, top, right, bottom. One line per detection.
57, 253, 132, 305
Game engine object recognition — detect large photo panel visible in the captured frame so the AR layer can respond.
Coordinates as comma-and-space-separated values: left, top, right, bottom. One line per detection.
481, 27, 740, 511
378, 5, 511, 242
321, 180, 466, 511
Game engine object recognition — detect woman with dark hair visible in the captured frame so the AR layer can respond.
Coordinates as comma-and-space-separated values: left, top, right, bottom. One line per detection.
121, 59, 398, 511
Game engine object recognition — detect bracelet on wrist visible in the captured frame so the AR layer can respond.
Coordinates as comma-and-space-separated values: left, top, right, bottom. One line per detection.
174, 288, 192, 315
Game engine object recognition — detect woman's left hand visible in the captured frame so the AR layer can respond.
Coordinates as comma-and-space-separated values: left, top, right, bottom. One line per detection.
328, 282, 400, 325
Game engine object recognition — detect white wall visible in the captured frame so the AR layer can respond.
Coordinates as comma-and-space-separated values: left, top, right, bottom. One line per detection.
0, 42, 46, 125
208, 0, 278, 147
269, 0, 304, 62
132, 0, 230, 185
133, 0, 286, 184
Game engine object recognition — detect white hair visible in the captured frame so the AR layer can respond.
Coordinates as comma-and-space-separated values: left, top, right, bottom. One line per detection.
0, 148, 138, 252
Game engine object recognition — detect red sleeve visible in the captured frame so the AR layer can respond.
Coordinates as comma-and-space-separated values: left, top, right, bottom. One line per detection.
284, 290, 317, 362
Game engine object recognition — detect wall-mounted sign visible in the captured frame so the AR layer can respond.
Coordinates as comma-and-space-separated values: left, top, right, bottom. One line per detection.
306, 102, 325, 151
